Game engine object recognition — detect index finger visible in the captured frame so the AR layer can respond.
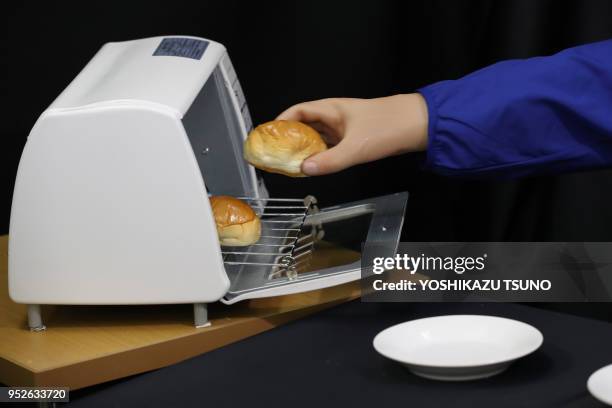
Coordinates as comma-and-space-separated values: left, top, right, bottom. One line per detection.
276, 99, 339, 125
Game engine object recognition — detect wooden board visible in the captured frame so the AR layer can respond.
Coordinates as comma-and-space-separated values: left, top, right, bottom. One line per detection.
0, 235, 360, 389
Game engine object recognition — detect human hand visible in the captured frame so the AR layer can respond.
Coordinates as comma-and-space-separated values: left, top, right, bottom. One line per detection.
276, 94, 428, 175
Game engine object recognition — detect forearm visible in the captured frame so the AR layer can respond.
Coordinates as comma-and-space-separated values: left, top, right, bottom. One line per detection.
419, 39, 612, 179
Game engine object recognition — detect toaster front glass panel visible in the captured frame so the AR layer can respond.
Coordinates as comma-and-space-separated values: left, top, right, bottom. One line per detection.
222, 193, 408, 302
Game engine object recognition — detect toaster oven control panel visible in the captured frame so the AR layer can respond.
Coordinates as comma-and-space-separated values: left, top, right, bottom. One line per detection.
153, 37, 210, 60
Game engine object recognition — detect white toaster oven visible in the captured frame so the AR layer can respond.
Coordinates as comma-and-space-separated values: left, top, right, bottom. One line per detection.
9, 36, 408, 330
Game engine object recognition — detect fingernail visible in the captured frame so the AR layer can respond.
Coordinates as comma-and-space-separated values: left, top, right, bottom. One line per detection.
302, 160, 319, 175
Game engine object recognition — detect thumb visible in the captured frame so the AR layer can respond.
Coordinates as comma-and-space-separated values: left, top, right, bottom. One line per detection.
301, 141, 355, 176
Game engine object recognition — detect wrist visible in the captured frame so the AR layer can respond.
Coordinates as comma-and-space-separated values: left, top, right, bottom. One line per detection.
396, 93, 429, 152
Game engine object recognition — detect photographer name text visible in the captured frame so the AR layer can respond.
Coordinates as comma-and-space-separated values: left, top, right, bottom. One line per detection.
372, 279, 552, 292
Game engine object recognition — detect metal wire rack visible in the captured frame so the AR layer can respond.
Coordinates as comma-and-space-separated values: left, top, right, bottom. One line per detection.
220, 196, 322, 280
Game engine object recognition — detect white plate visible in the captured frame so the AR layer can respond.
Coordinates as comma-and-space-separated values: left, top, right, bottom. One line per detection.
588, 364, 612, 406
373, 315, 543, 381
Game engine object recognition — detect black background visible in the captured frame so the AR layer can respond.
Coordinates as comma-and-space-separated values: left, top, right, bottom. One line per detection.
4, 0, 612, 240
3, 1, 612, 319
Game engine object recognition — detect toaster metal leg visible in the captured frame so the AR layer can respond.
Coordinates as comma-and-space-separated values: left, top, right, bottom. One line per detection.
193, 303, 210, 328
27, 304, 46, 331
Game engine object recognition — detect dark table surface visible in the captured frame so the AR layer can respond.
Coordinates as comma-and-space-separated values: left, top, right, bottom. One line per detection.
67, 301, 612, 408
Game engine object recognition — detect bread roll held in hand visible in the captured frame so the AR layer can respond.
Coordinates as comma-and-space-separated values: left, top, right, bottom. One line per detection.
244, 120, 328, 177
209, 196, 261, 246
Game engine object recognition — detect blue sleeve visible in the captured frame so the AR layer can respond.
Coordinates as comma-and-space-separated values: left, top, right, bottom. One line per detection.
418, 39, 612, 179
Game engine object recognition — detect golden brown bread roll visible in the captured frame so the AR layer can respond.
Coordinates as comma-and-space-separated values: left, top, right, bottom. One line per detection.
209, 196, 261, 246
243, 120, 328, 177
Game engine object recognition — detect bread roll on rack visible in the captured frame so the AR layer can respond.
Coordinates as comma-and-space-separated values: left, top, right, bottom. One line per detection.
209, 196, 261, 246
244, 120, 328, 177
